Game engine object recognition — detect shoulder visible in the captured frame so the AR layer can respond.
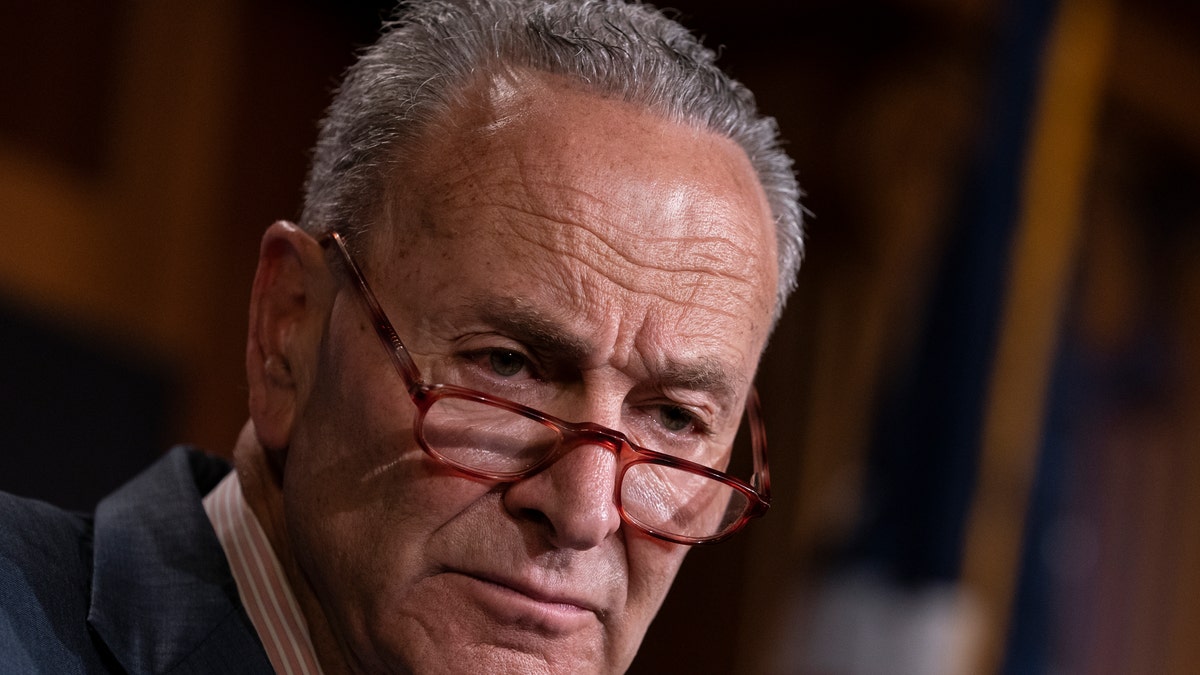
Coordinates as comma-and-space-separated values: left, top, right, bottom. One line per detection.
0, 448, 247, 673
0, 491, 111, 670
0, 490, 93, 602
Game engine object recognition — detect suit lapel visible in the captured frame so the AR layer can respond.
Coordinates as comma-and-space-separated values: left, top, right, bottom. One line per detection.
88, 447, 272, 674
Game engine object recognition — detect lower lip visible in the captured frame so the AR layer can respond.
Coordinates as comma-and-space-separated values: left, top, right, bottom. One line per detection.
449, 573, 597, 635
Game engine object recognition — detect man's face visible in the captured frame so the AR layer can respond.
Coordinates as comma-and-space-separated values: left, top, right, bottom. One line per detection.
281, 73, 778, 674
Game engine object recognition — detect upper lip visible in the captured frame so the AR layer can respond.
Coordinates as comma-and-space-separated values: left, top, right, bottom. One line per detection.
457, 568, 603, 615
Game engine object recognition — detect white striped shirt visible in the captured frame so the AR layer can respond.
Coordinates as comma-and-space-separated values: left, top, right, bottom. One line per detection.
203, 472, 325, 675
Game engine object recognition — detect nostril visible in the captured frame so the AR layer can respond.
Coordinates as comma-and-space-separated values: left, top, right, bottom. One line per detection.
516, 505, 554, 532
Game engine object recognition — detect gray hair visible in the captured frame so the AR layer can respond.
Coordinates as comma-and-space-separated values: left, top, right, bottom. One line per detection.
301, 0, 804, 316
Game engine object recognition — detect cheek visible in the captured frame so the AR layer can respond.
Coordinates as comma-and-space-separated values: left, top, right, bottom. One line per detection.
585, 536, 689, 673
282, 432, 499, 663
280, 322, 496, 646
622, 538, 690, 631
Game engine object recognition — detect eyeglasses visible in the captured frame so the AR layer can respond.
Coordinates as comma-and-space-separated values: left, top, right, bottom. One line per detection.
320, 230, 770, 545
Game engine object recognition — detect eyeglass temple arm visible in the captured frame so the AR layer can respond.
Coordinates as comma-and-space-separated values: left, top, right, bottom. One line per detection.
747, 387, 772, 500
322, 230, 424, 387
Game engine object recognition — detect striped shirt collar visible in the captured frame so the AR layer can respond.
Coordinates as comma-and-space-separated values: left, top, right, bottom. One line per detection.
203, 471, 325, 675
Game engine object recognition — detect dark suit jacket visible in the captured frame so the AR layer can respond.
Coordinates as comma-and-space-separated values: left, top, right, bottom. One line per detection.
0, 447, 273, 674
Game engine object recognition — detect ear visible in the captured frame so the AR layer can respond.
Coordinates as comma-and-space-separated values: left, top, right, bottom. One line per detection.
246, 221, 334, 452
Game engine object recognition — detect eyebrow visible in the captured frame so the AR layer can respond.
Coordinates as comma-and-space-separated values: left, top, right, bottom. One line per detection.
467, 296, 592, 364
656, 358, 739, 409
465, 295, 741, 409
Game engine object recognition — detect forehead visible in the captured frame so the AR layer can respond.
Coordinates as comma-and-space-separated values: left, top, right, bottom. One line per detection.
370, 72, 777, 375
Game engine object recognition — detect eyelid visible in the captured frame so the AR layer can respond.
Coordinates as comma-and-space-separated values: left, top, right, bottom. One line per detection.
645, 399, 716, 435
456, 339, 545, 380
655, 388, 721, 423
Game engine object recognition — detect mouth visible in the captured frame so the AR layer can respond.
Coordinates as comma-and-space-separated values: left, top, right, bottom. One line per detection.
447, 570, 601, 634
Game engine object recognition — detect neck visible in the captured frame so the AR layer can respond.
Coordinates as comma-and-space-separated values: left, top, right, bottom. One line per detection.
232, 420, 354, 674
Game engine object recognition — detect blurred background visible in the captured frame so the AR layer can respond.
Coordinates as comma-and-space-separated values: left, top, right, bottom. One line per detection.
1, 0, 1197, 673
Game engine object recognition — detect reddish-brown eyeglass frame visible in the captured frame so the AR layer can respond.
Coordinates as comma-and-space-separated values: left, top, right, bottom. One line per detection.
320, 229, 771, 545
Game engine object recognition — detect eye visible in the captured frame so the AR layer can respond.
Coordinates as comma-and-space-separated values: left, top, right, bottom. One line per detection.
657, 405, 698, 433
487, 349, 529, 378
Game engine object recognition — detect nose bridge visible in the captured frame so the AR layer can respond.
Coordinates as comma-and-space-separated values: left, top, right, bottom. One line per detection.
532, 386, 633, 471
551, 427, 622, 512
544, 420, 637, 490
551, 432, 621, 481
560, 423, 626, 461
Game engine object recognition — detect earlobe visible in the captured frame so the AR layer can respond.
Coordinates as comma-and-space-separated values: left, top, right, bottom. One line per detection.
246, 221, 333, 452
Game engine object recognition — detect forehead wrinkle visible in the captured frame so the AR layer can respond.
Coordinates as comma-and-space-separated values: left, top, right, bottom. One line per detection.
498, 181, 766, 280
491, 209, 763, 322
412, 96, 772, 321
478, 143, 767, 286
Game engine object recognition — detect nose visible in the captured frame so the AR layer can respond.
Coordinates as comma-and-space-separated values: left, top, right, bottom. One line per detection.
501, 437, 622, 551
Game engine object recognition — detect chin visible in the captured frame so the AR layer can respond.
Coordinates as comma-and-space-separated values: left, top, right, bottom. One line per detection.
359, 604, 615, 675
384, 639, 613, 675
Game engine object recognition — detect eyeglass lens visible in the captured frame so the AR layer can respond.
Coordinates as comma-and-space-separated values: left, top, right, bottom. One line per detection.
419, 394, 751, 541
